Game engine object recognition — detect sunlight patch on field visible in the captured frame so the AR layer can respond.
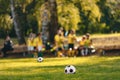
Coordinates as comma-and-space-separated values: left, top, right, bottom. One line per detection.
0, 56, 119, 69
0, 56, 120, 80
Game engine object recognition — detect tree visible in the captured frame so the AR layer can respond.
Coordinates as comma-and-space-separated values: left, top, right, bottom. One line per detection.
0, 14, 13, 35
40, 0, 58, 44
0, 0, 120, 39
75, 0, 102, 34
48, 0, 59, 43
57, 0, 80, 31
98, 0, 120, 33
10, 0, 26, 44
40, 1, 50, 44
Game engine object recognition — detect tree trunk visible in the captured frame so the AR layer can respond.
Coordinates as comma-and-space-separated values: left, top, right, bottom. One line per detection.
41, 0, 58, 44
41, 1, 49, 44
48, 0, 58, 43
10, 0, 26, 45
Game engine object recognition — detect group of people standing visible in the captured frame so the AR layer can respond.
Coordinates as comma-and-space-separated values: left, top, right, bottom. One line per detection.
27, 32, 43, 57
54, 29, 76, 57
53, 28, 95, 57
0, 28, 94, 58
27, 28, 79, 57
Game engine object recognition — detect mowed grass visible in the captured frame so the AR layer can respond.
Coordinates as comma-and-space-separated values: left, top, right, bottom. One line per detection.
0, 56, 120, 80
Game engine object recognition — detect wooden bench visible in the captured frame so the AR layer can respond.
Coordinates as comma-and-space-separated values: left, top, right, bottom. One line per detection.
0, 36, 120, 57
0, 45, 28, 57
0, 45, 55, 58
92, 36, 120, 56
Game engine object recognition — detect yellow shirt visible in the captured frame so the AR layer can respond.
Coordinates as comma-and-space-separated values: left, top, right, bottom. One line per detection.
54, 34, 64, 47
80, 40, 85, 46
68, 34, 76, 44
34, 37, 43, 47
54, 34, 59, 43
27, 38, 34, 46
84, 39, 91, 47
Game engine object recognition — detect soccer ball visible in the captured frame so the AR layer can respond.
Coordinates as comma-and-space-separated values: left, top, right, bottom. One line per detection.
37, 57, 43, 62
64, 65, 76, 74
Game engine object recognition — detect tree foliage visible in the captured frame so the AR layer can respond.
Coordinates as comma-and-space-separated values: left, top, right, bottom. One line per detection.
0, 14, 13, 32
57, 0, 80, 31
0, 0, 120, 39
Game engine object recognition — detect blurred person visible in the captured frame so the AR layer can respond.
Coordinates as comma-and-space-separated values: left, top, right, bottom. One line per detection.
34, 33, 44, 57
78, 35, 86, 56
67, 30, 77, 56
68, 30, 76, 49
1, 35, 14, 57
84, 33, 92, 55
54, 30, 65, 57
27, 32, 35, 55
59, 27, 66, 37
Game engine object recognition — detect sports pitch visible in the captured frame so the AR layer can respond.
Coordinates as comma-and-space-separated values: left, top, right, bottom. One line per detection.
0, 56, 120, 80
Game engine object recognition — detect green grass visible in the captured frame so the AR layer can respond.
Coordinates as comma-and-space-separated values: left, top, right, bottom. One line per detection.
0, 56, 120, 80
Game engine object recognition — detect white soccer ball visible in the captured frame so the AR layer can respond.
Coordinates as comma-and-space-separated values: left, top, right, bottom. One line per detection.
64, 65, 76, 74
37, 57, 43, 62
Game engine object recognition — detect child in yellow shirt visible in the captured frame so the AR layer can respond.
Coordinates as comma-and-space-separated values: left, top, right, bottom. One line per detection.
34, 33, 43, 57
79, 35, 86, 56
54, 31, 64, 57
67, 30, 76, 57
27, 33, 35, 52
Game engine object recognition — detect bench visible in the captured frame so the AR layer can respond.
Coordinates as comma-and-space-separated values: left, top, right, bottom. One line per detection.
92, 36, 120, 56
0, 36, 120, 57
0, 45, 28, 57
0, 45, 55, 58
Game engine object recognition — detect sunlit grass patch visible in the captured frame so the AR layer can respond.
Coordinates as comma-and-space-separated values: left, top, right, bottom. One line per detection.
0, 56, 120, 80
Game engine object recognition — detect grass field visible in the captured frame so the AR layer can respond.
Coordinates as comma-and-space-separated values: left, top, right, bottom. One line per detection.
0, 56, 120, 80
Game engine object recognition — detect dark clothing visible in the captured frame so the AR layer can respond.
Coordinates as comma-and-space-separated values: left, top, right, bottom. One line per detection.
68, 44, 74, 49
58, 47, 62, 51
1, 40, 14, 57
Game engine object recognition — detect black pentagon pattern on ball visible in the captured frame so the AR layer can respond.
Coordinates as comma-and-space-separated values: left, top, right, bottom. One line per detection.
37, 57, 43, 62
38, 59, 41, 61
65, 69, 67, 73
70, 69, 73, 72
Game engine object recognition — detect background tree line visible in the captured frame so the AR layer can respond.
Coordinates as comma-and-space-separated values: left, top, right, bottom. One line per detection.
0, 0, 120, 44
